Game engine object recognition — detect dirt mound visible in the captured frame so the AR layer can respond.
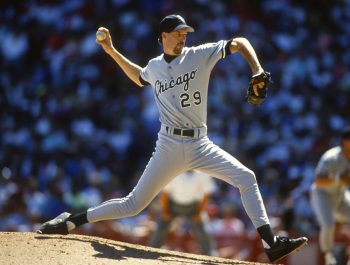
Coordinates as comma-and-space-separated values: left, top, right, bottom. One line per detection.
0, 232, 271, 265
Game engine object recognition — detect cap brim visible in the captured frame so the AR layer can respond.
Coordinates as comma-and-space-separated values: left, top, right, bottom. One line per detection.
173, 25, 194, 32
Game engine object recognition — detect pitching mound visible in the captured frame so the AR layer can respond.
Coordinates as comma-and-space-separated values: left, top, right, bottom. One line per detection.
0, 232, 272, 265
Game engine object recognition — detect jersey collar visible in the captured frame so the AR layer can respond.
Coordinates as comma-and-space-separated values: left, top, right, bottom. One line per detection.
163, 53, 179, 63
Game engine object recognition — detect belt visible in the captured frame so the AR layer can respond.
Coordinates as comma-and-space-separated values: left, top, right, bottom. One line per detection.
172, 127, 195, 137
161, 124, 207, 139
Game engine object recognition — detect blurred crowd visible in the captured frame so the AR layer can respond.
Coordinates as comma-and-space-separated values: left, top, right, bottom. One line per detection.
1, 0, 350, 262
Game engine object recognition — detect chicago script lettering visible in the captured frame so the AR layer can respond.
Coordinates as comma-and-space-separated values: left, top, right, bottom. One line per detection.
155, 69, 197, 96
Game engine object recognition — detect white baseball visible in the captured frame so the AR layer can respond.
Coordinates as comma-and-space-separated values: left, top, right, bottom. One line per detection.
96, 30, 106, 41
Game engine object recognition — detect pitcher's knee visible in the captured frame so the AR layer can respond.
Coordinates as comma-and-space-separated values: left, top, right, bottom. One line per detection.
236, 169, 257, 190
125, 197, 146, 217
128, 207, 142, 216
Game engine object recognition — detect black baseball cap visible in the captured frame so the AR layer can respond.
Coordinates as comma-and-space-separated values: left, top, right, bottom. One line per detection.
159, 14, 194, 35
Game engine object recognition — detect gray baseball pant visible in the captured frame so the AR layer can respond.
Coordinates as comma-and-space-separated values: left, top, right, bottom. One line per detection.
87, 126, 270, 229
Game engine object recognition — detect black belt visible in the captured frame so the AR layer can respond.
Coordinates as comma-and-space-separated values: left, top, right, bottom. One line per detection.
166, 127, 195, 137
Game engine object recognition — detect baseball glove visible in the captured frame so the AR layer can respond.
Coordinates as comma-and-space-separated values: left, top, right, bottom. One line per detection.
246, 71, 271, 106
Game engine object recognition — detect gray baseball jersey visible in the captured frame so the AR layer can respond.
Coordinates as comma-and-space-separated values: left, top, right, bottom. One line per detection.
314, 146, 350, 193
140, 40, 227, 128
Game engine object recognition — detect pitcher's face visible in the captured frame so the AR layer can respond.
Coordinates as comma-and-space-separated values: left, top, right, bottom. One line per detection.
162, 29, 188, 55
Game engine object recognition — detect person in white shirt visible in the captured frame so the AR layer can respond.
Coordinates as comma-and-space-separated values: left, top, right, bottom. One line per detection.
149, 170, 216, 255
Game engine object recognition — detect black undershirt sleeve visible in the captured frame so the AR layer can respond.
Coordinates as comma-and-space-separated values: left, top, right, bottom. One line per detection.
225, 39, 233, 57
139, 75, 150, 86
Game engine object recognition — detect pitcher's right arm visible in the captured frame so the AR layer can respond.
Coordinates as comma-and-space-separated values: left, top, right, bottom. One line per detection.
96, 27, 143, 87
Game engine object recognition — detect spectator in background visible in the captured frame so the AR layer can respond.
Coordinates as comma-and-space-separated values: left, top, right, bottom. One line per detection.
310, 126, 350, 265
149, 170, 216, 255
208, 201, 248, 260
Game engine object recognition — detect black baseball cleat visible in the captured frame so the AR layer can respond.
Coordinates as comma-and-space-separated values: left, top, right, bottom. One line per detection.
265, 236, 308, 263
37, 212, 71, 235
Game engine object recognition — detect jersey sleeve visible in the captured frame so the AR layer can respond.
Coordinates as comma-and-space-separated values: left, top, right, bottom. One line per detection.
140, 65, 151, 86
315, 149, 336, 179
193, 40, 229, 71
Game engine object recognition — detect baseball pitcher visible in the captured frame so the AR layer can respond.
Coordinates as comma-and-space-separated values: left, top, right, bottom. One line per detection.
37, 14, 307, 263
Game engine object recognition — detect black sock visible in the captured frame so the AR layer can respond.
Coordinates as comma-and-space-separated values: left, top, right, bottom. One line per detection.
68, 211, 88, 228
257, 224, 275, 247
